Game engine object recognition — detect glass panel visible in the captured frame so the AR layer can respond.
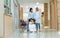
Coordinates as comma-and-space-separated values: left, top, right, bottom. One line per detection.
4, 0, 12, 16
4, 0, 6, 5
16, 0, 18, 4
8, 0, 11, 7
6, 0, 8, 5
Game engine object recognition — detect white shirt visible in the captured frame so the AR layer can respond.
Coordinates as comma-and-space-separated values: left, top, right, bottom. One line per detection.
29, 22, 36, 31
28, 12, 34, 19
34, 11, 41, 23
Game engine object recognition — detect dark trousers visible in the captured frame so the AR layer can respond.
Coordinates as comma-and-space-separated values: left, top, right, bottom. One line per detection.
36, 23, 40, 31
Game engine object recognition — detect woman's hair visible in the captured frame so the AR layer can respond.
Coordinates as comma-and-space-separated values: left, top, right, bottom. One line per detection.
29, 8, 33, 12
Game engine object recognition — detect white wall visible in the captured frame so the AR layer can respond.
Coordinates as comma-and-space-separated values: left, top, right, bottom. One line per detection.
22, 4, 44, 12
13, 1, 20, 38
0, 0, 4, 36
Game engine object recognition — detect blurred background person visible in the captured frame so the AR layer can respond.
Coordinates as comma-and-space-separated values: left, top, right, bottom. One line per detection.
34, 7, 41, 31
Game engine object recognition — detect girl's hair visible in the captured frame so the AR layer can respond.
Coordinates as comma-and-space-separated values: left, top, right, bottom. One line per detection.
29, 8, 33, 12
29, 18, 35, 22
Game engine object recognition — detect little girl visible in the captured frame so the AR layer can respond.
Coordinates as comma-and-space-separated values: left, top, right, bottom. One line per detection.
29, 18, 36, 32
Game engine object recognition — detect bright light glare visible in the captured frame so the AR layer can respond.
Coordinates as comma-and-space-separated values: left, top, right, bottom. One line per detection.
58, 31, 60, 34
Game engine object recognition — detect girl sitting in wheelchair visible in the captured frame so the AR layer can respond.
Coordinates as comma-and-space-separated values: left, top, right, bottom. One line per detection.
29, 18, 36, 32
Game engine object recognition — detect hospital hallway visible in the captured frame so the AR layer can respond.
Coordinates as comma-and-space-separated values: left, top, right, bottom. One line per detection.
0, 0, 60, 38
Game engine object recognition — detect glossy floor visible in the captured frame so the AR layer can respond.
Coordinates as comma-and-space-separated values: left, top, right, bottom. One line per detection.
19, 32, 60, 38
17, 29, 60, 38
5, 29, 60, 38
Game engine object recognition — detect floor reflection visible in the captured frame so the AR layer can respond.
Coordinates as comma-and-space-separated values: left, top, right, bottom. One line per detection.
19, 30, 60, 38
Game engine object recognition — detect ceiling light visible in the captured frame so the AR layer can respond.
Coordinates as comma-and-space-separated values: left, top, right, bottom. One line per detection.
36, 2, 39, 5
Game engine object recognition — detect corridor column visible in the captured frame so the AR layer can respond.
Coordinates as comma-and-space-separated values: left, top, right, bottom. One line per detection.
57, 0, 60, 31
44, 3, 48, 27
20, 7, 23, 20
50, 0, 57, 30
0, 0, 4, 38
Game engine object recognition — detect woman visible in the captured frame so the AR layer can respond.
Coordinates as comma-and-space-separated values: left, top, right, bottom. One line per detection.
28, 8, 34, 19
27, 8, 35, 31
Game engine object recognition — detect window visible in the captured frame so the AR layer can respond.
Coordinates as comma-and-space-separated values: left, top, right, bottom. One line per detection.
4, 0, 12, 16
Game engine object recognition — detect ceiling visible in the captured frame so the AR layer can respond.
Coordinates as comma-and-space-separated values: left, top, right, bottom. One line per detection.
20, 0, 50, 5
